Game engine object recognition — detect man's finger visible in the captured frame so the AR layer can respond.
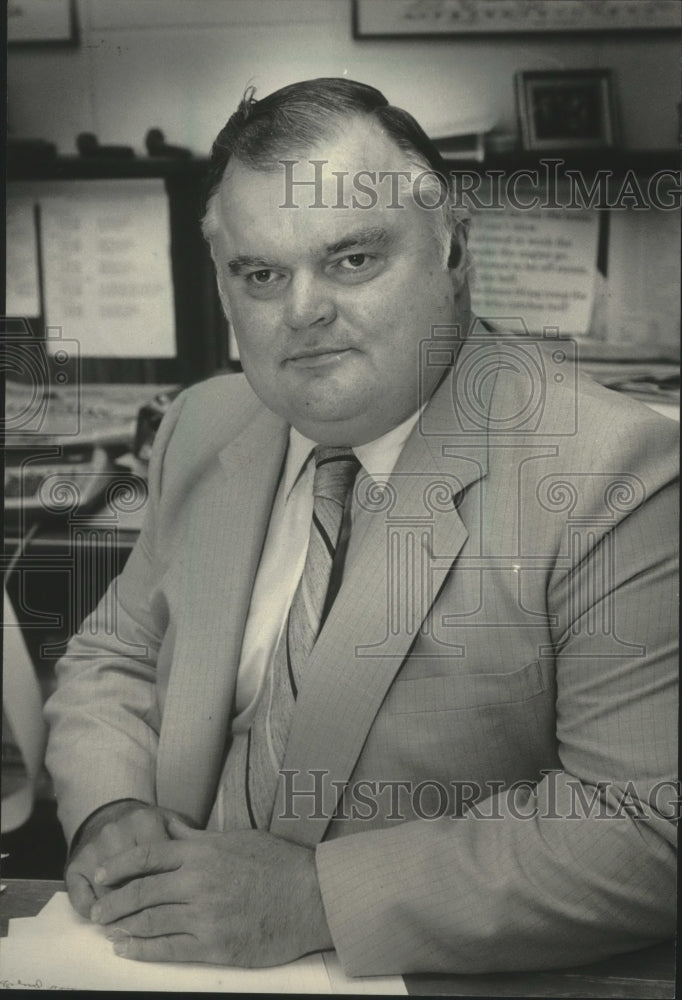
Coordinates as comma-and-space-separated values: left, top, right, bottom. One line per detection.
94, 838, 181, 888
91, 870, 182, 925
65, 868, 97, 918
104, 902, 193, 940
111, 932, 199, 964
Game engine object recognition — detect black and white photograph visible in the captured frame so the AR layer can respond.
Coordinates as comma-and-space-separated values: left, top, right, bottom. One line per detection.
3, 0, 680, 995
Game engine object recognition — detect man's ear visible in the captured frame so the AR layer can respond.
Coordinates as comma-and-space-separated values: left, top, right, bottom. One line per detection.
214, 265, 233, 323
206, 229, 233, 322
447, 220, 470, 291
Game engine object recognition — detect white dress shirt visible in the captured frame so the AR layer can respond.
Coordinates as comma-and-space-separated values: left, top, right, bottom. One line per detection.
231, 409, 422, 732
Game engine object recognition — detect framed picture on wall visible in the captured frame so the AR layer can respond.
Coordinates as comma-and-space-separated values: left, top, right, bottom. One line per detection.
353, 0, 681, 37
515, 70, 617, 151
8, 0, 77, 46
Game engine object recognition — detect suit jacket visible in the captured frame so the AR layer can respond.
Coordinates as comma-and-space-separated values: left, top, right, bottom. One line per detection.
44, 330, 679, 976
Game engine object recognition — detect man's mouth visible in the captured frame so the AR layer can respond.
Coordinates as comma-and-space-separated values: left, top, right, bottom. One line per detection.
286, 347, 353, 368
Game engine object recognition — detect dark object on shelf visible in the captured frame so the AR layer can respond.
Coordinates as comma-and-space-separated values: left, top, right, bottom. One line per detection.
7, 137, 58, 158
76, 132, 135, 159
145, 128, 192, 159
7, 138, 58, 172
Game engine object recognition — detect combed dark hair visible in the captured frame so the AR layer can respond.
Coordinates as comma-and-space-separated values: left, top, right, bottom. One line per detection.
203, 77, 450, 214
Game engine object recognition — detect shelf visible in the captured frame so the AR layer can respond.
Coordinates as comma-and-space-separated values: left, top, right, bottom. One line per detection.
8, 148, 680, 182
7, 150, 209, 181
440, 148, 680, 175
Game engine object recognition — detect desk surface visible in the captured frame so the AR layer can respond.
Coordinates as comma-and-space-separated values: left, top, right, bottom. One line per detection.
0, 879, 675, 997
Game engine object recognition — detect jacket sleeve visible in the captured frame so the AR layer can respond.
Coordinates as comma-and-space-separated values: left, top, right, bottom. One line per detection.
316, 411, 679, 976
43, 391, 187, 848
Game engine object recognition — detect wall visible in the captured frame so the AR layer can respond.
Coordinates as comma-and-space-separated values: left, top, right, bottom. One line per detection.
7, 0, 680, 156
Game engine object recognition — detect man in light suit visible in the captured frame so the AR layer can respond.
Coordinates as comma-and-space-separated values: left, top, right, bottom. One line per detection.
44, 79, 678, 975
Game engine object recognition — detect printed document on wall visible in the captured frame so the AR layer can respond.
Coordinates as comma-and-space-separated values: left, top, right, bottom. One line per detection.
606, 207, 681, 354
469, 197, 599, 336
40, 179, 175, 357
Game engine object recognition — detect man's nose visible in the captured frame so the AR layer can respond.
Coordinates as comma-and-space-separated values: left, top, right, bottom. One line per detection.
283, 272, 336, 330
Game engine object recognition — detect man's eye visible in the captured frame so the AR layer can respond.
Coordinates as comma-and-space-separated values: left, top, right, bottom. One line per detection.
339, 254, 369, 269
248, 269, 276, 285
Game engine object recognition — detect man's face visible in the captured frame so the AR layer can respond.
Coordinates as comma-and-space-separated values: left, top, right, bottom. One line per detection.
211, 117, 469, 445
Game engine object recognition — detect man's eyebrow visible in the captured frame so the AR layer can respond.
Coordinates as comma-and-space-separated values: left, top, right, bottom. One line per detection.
227, 255, 278, 274
226, 228, 393, 273
325, 228, 392, 256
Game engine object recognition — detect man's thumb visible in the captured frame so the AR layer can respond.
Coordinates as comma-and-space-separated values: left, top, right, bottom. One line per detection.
166, 814, 202, 839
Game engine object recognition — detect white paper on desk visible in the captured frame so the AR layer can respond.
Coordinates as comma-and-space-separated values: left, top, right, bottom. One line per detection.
6, 916, 49, 938
1, 893, 406, 994
323, 953, 407, 994
40, 179, 176, 358
606, 207, 681, 353
469, 198, 599, 336
5, 193, 41, 317
6, 889, 81, 938
0, 894, 325, 992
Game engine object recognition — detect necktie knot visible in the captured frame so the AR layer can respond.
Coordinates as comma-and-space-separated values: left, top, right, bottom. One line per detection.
313, 446, 360, 506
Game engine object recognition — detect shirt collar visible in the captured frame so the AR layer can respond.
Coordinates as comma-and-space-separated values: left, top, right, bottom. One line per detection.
283, 406, 424, 500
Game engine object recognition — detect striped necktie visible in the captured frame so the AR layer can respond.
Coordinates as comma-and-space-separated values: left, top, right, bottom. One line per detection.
216, 445, 360, 831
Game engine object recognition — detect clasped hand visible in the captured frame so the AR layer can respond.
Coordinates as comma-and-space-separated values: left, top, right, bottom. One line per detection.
66, 804, 332, 966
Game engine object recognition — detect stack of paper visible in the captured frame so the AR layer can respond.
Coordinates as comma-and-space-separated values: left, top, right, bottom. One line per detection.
430, 113, 496, 163
0, 892, 405, 993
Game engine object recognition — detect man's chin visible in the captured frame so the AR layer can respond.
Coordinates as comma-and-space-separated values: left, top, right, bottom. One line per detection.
285, 405, 374, 446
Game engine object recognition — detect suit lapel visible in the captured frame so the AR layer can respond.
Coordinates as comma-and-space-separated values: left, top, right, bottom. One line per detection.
271, 360, 490, 844
156, 403, 288, 823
